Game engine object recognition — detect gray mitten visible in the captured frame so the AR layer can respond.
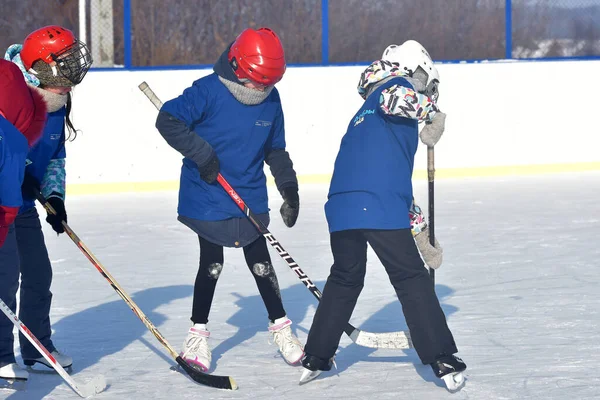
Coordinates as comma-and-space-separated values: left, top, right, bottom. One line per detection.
420, 111, 446, 147
414, 226, 443, 269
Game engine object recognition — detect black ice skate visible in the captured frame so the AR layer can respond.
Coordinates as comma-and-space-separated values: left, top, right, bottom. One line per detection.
430, 354, 467, 392
298, 354, 333, 385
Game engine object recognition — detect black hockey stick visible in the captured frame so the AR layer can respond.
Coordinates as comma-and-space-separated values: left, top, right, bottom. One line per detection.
427, 146, 436, 286
34, 189, 237, 390
139, 81, 413, 350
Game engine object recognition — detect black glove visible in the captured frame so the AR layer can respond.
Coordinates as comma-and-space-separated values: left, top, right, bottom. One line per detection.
45, 195, 67, 234
21, 173, 41, 200
199, 152, 220, 184
280, 186, 299, 228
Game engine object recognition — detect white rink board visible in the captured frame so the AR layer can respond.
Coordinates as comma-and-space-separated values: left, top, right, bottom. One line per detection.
66, 60, 600, 187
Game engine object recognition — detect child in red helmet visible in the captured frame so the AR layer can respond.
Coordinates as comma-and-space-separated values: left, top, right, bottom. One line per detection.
0, 26, 92, 381
155, 27, 302, 372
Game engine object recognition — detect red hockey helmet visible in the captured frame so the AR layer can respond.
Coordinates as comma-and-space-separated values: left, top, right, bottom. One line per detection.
228, 28, 286, 86
20, 25, 92, 86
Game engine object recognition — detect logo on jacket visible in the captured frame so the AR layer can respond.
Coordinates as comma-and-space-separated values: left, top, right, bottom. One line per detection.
353, 109, 375, 126
50, 133, 61, 140
255, 120, 272, 127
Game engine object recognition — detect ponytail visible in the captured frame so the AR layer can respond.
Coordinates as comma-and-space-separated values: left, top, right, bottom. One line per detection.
64, 92, 79, 141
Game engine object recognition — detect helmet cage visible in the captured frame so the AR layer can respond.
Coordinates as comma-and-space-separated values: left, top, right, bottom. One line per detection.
51, 40, 92, 85
412, 65, 439, 102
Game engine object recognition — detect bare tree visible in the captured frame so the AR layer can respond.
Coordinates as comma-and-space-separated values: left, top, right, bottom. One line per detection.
0, 0, 78, 53
3, 0, 597, 68
328, 0, 505, 62
129, 0, 321, 66
572, 8, 600, 56
512, 0, 600, 58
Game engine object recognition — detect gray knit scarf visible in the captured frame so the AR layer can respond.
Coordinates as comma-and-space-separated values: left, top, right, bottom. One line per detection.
218, 76, 273, 105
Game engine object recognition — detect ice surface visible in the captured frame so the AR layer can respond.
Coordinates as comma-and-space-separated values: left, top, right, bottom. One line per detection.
2, 172, 600, 399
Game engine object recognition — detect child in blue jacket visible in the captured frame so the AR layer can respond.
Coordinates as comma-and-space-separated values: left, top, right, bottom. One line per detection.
0, 26, 92, 381
299, 41, 467, 392
156, 27, 303, 372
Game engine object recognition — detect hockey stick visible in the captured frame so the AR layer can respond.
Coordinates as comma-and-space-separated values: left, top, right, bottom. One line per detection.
0, 298, 106, 398
139, 82, 412, 350
427, 146, 436, 286
34, 191, 237, 390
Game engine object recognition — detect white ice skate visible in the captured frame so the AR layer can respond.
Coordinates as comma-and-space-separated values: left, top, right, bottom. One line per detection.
442, 371, 465, 392
269, 316, 304, 365
299, 367, 321, 385
298, 354, 335, 385
180, 324, 211, 372
23, 350, 72, 370
431, 354, 467, 392
0, 363, 28, 381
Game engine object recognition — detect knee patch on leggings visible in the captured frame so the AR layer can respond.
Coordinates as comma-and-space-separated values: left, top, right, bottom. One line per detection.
207, 263, 223, 280
252, 261, 282, 301
252, 261, 274, 277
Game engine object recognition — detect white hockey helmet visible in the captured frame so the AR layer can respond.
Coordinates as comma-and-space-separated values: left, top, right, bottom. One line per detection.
382, 40, 440, 101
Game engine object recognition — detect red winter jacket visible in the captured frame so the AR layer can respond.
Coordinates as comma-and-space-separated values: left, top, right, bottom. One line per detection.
0, 206, 19, 247
0, 59, 47, 147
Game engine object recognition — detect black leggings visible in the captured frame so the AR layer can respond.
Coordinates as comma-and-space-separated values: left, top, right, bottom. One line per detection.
191, 235, 286, 324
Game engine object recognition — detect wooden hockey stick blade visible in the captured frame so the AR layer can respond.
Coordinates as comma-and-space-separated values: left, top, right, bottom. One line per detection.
348, 328, 413, 350
175, 357, 237, 390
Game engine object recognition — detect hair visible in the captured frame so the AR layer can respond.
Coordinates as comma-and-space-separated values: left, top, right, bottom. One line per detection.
64, 92, 79, 141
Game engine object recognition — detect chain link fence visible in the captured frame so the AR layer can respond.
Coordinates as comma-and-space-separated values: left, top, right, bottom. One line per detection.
0, 0, 598, 68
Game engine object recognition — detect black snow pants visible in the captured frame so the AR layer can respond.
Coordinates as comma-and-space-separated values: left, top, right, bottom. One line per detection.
304, 228, 458, 365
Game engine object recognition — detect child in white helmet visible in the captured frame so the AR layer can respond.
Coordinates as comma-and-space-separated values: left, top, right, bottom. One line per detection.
299, 40, 466, 392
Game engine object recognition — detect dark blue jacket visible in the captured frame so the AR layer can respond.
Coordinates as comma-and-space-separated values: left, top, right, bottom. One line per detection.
325, 77, 419, 233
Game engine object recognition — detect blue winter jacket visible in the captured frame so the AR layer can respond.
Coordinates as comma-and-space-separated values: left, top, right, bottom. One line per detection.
0, 116, 28, 209
160, 73, 289, 221
20, 108, 66, 213
325, 77, 419, 233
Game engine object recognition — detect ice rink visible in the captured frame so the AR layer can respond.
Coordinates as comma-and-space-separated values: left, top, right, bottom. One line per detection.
1, 172, 599, 400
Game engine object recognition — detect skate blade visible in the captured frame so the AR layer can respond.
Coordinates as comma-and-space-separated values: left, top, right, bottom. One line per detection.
442, 372, 465, 392
26, 364, 73, 374
299, 368, 321, 385
0, 377, 27, 391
